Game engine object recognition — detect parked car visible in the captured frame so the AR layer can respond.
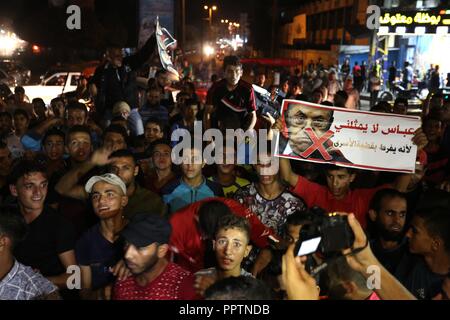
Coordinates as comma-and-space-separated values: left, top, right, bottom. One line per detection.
19, 72, 81, 105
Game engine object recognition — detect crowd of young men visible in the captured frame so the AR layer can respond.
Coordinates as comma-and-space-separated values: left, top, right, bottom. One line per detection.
0, 52, 449, 301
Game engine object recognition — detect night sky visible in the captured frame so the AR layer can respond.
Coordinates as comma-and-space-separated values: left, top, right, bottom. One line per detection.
0, 0, 310, 51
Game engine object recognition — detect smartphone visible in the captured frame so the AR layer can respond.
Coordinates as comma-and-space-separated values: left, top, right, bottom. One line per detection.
297, 237, 322, 256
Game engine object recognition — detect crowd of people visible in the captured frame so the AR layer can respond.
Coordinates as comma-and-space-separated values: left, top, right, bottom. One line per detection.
0, 37, 449, 301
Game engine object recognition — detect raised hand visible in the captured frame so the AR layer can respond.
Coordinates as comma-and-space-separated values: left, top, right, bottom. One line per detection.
281, 243, 319, 300
90, 148, 113, 167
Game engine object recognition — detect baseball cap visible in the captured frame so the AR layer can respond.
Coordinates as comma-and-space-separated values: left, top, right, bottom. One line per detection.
121, 213, 172, 248
85, 173, 127, 195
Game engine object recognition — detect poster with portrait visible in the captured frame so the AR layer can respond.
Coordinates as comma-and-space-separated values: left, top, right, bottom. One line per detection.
275, 99, 422, 173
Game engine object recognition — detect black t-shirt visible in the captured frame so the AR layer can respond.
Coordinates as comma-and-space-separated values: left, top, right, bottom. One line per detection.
206, 79, 256, 129
50, 165, 101, 238
396, 253, 445, 300
14, 206, 76, 277
76, 224, 124, 290
370, 238, 409, 275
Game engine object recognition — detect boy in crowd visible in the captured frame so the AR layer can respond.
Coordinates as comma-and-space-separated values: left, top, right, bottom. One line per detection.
194, 215, 254, 297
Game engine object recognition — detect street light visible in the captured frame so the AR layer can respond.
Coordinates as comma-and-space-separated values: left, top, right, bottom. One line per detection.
204, 5, 217, 28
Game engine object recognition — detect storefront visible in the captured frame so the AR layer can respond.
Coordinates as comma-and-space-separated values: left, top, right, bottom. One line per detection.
377, 8, 450, 81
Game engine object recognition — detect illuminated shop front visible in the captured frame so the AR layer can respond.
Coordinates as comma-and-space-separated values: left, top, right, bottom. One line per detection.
376, 8, 450, 78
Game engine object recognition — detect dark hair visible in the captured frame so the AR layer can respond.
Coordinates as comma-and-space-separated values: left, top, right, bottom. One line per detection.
148, 138, 172, 154
286, 210, 311, 226
65, 101, 88, 117
0, 206, 28, 249
144, 117, 164, 131
0, 141, 8, 149
13, 109, 29, 120
176, 91, 191, 102
103, 124, 129, 145
198, 201, 232, 239
371, 101, 392, 113
369, 188, 407, 213
32, 98, 45, 107
66, 125, 91, 143
14, 86, 25, 94
109, 149, 136, 164
415, 207, 450, 255
42, 127, 65, 145
326, 256, 370, 299
295, 93, 310, 102
322, 164, 355, 175
223, 55, 242, 70
205, 276, 273, 300
8, 159, 47, 186
147, 86, 161, 94
335, 90, 349, 102
216, 214, 251, 243
111, 115, 127, 123
50, 97, 64, 105
321, 101, 334, 107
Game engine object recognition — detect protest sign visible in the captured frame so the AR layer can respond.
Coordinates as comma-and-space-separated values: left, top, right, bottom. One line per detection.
275, 99, 421, 173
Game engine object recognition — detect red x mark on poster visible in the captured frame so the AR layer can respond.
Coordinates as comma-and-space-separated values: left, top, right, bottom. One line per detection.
299, 128, 335, 160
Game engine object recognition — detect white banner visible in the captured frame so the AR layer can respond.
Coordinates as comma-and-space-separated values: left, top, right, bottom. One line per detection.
275, 99, 421, 173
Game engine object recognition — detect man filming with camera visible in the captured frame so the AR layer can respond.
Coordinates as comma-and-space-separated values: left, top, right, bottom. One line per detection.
281, 210, 416, 300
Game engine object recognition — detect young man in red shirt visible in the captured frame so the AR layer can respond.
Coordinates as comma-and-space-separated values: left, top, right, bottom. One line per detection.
277, 126, 427, 229
113, 213, 198, 300
169, 197, 279, 273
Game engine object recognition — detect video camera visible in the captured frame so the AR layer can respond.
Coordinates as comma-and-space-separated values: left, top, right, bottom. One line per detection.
294, 207, 355, 257
252, 84, 281, 119
265, 207, 355, 277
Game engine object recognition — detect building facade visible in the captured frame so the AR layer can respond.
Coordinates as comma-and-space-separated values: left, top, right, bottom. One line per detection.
278, 0, 450, 80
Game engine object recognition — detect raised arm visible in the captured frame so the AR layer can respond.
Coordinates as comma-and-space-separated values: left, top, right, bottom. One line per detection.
279, 157, 299, 188
392, 128, 428, 192
29, 117, 64, 137
55, 148, 112, 200
344, 213, 416, 300
125, 33, 157, 70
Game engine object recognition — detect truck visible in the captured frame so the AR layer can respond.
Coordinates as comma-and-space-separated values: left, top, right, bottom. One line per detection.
18, 72, 81, 105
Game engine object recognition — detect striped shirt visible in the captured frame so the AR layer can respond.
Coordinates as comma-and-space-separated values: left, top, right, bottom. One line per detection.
139, 103, 169, 125
0, 260, 58, 300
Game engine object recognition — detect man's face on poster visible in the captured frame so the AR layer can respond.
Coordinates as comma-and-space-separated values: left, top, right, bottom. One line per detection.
285, 104, 333, 155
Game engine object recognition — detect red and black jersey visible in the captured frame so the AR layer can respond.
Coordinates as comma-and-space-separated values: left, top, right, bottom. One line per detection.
206, 79, 256, 128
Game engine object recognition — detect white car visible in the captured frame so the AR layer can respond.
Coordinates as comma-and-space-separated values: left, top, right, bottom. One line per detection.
18, 72, 81, 105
